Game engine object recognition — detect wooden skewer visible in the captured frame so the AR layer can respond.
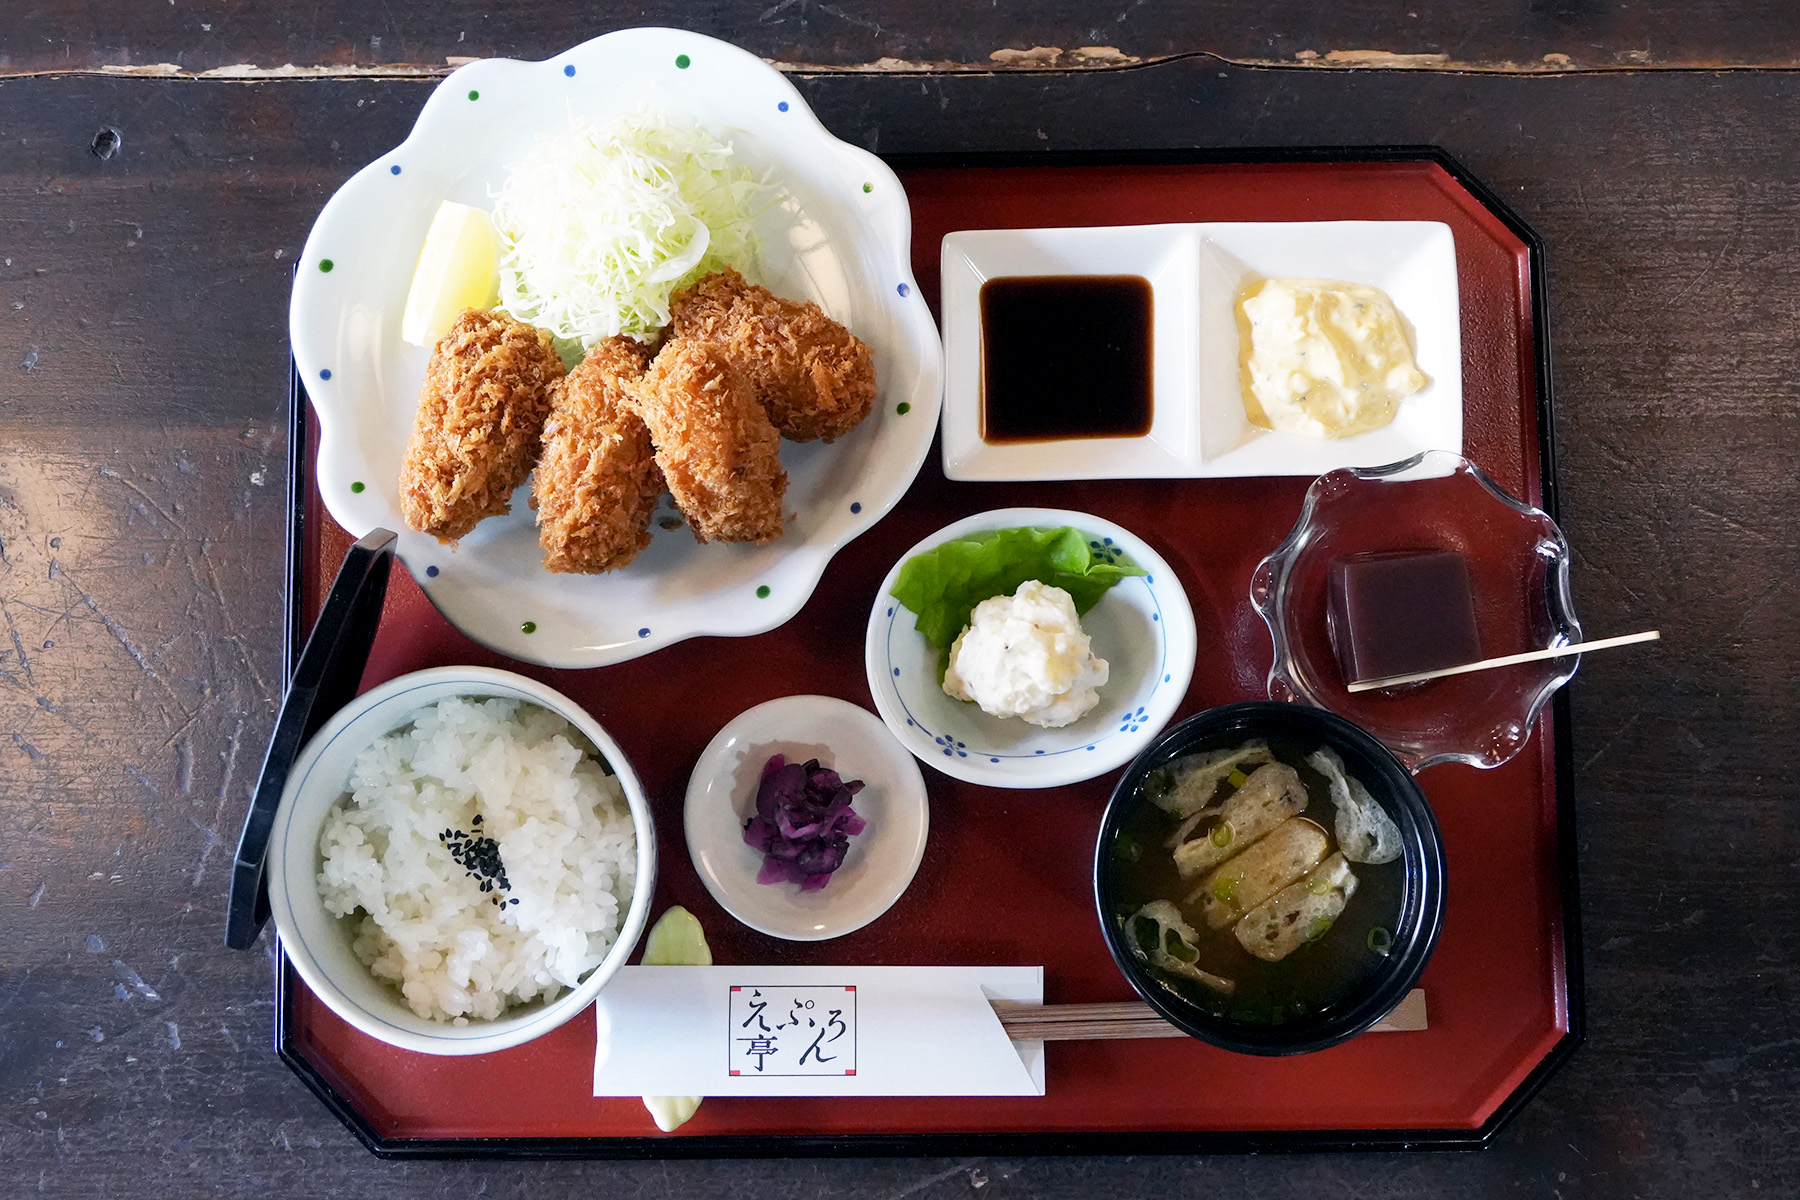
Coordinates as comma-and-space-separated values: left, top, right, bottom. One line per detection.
990, 989, 1427, 1041
1344, 630, 1660, 693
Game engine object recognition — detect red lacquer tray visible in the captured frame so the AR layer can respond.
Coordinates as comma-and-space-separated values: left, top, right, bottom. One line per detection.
274, 149, 1581, 1156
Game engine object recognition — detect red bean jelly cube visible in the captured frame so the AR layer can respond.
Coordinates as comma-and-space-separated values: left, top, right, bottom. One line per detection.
1327, 551, 1480, 685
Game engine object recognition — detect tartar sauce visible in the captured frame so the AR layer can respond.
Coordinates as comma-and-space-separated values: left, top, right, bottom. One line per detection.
1237, 278, 1428, 439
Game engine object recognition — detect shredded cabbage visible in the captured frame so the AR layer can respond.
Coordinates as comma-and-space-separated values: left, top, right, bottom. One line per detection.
491, 110, 770, 346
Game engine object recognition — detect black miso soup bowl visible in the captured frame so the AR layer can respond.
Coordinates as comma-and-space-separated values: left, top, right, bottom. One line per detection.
1094, 701, 1446, 1056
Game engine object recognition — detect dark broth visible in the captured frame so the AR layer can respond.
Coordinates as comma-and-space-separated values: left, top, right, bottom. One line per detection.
979, 274, 1154, 443
1108, 735, 1404, 1025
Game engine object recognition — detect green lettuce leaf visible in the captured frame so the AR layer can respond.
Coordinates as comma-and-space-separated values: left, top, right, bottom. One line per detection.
890, 526, 1147, 651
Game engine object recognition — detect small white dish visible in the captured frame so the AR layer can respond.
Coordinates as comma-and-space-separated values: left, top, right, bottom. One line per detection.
266, 666, 658, 1057
1194, 221, 1462, 476
290, 28, 943, 669
939, 221, 1461, 481
941, 225, 1201, 481
865, 508, 1198, 789
684, 695, 928, 942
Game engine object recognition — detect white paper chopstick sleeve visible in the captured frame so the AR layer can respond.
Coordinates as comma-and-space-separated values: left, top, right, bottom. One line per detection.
593, 965, 1046, 1097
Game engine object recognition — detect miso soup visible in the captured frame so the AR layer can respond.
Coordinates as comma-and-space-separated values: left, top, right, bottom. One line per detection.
1106, 735, 1405, 1026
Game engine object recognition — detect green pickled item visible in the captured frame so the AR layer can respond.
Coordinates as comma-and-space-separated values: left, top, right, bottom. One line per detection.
641, 906, 712, 1133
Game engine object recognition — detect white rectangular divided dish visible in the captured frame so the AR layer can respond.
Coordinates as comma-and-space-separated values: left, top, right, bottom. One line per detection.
940, 221, 1462, 481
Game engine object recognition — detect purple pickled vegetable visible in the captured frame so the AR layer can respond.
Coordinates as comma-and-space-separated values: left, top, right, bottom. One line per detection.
744, 754, 867, 890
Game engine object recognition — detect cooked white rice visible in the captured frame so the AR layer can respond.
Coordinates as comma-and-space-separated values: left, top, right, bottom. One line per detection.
316, 695, 637, 1023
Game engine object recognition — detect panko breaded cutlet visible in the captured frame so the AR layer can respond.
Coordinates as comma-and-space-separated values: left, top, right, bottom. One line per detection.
533, 336, 663, 573
668, 268, 876, 444
630, 339, 786, 544
399, 308, 566, 544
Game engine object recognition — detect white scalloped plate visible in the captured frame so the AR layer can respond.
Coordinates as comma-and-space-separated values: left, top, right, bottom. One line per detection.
290, 28, 942, 669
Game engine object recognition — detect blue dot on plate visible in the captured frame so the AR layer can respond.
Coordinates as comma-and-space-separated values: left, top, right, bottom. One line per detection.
850, 501, 862, 514
318, 368, 332, 381
990, 758, 1000, 764
389, 164, 401, 175
1146, 574, 1154, 584
886, 607, 894, 617
1164, 674, 1171, 682
1086, 745, 1096, 751
1153, 613, 1160, 621
892, 667, 900, 677
1035, 749, 1045, 755
897, 282, 911, 298
564, 64, 576, 76
637, 627, 650, 638
425, 565, 439, 578
778, 100, 790, 112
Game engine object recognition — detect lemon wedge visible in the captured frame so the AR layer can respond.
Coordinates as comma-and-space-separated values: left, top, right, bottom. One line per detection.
399, 200, 501, 347
640, 906, 712, 1133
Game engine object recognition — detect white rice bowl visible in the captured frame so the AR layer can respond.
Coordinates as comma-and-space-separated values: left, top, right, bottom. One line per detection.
315, 695, 637, 1023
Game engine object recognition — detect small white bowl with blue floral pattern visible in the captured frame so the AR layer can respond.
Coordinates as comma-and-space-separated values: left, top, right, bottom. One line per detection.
864, 508, 1197, 789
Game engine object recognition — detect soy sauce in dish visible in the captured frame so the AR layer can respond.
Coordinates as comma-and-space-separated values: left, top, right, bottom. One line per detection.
979, 275, 1153, 443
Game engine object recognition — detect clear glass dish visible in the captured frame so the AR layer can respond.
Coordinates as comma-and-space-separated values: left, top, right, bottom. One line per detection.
1250, 451, 1581, 771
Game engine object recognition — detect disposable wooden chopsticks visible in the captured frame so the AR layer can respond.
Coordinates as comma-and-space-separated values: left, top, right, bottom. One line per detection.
990, 988, 1428, 1041
1343, 630, 1661, 693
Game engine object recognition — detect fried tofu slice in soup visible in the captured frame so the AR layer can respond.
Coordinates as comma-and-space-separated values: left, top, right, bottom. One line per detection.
631, 339, 787, 544
399, 308, 565, 544
1173, 760, 1311, 879
1194, 817, 1330, 930
669, 268, 877, 443
534, 336, 663, 573
1236, 852, 1360, 962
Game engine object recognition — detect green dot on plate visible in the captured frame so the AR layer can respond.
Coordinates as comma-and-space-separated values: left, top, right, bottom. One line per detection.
349, 480, 364, 493
862, 182, 873, 193
675, 54, 690, 69
756, 585, 771, 599
520, 621, 537, 635
319, 259, 334, 273
467, 89, 480, 101
896, 402, 911, 415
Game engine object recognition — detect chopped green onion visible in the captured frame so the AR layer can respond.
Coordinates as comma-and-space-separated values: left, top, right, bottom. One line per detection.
1212, 876, 1239, 904
1306, 875, 1332, 896
1210, 823, 1233, 848
1367, 926, 1393, 955
1114, 834, 1143, 863
1163, 929, 1199, 962
1226, 768, 1250, 789
1306, 916, 1334, 941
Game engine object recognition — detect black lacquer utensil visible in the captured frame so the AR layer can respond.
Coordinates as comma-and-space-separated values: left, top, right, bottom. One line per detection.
224, 527, 396, 949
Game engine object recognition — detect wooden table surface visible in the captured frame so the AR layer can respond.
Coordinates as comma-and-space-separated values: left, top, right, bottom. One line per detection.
2, 7, 1795, 1198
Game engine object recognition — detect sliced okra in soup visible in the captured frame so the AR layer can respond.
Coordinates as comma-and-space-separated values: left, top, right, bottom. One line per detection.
1235, 852, 1360, 963
1194, 817, 1329, 930
1171, 760, 1309, 879
1147, 741, 1274, 820
1125, 899, 1235, 995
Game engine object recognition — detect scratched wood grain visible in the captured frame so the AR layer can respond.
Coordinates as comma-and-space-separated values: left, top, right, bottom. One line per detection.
6, 2, 1800, 76
0, 60, 1796, 1199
